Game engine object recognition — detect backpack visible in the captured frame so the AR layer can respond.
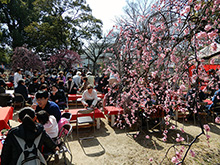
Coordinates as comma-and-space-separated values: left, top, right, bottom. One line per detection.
14, 133, 47, 165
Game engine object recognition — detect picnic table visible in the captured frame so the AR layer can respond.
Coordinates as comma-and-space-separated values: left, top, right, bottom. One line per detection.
68, 94, 105, 101
0, 107, 13, 130
64, 108, 105, 129
103, 106, 124, 127
0, 106, 13, 164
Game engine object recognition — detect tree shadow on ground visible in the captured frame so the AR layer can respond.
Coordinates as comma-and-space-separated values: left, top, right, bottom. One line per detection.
163, 129, 196, 144
207, 123, 220, 135
126, 130, 164, 150
171, 116, 220, 136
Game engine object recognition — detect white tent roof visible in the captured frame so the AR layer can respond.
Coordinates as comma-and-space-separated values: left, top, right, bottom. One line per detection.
198, 42, 220, 59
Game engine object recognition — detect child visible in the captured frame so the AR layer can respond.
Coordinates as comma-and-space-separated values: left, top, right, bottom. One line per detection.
36, 110, 59, 139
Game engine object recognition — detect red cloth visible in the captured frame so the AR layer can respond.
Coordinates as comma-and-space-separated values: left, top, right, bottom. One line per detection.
203, 99, 213, 105
5, 82, 13, 88
0, 107, 13, 130
28, 94, 35, 100
65, 108, 105, 120
189, 64, 220, 77
103, 106, 124, 115
68, 94, 105, 101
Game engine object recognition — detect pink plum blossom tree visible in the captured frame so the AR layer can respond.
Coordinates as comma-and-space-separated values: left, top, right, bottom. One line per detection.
47, 49, 81, 69
11, 46, 45, 71
105, 0, 220, 164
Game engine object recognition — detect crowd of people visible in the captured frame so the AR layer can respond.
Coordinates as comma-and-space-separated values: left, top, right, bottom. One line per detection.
0, 67, 118, 110
0, 67, 119, 164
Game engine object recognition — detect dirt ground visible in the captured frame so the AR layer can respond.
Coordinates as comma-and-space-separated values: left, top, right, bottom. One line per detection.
10, 109, 220, 165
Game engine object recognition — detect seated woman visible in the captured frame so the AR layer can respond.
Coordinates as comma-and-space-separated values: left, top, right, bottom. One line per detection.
81, 84, 98, 108
64, 76, 78, 94
50, 84, 67, 110
36, 110, 59, 139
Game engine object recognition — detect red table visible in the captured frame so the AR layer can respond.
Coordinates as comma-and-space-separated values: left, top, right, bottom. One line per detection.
0, 107, 13, 130
5, 82, 13, 88
68, 94, 81, 101
103, 106, 124, 126
65, 108, 105, 129
68, 94, 105, 101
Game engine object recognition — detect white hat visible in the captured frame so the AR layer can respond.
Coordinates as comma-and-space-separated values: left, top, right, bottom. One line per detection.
86, 71, 92, 75
76, 71, 81, 75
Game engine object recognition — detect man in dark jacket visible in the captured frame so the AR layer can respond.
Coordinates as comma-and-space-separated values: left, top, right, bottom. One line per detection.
15, 79, 32, 104
50, 84, 67, 110
28, 77, 40, 95
35, 90, 62, 123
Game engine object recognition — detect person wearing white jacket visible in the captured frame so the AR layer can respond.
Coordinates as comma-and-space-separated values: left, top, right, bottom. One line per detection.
14, 68, 23, 88
72, 71, 82, 88
81, 84, 98, 108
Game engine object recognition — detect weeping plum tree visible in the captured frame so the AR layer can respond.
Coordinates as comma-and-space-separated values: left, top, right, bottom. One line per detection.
11, 46, 45, 71
106, 0, 220, 164
46, 49, 81, 69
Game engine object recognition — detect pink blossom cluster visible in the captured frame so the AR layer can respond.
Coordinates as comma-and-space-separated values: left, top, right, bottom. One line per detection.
105, 0, 219, 163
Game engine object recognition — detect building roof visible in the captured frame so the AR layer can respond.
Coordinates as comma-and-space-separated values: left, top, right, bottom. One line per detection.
198, 42, 220, 59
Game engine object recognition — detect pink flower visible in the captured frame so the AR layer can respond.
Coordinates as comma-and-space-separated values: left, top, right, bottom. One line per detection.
214, 0, 220, 5
184, 6, 190, 13
160, 53, 166, 58
188, 0, 193, 4
204, 24, 212, 31
163, 130, 168, 134
197, 32, 207, 39
210, 58, 215, 65
208, 31, 218, 40
176, 151, 182, 159
180, 128, 185, 133
206, 134, 211, 140
184, 28, 189, 34
145, 135, 150, 139
171, 125, 176, 129
151, 71, 158, 78
190, 150, 195, 157
179, 84, 186, 91
171, 157, 178, 163
176, 138, 180, 142
203, 124, 210, 132
149, 158, 153, 162
162, 137, 167, 142
215, 116, 220, 124
194, 4, 201, 11
210, 43, 217, 51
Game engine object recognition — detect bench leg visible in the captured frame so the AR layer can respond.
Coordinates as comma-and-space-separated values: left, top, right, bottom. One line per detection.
96, 118, 100, 129
111, 115, 115, 127
175, 110, 178, 121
